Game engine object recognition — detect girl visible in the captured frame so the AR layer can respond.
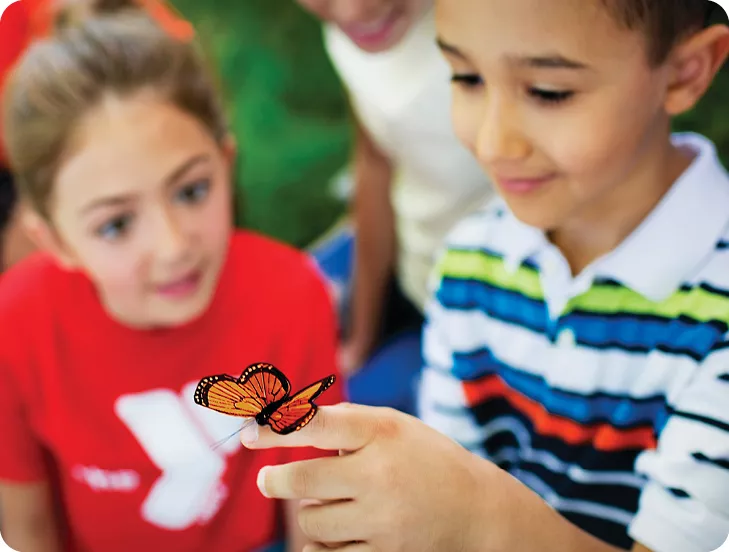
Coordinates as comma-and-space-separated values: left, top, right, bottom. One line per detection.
0, 8, 340, 552
0, 0, 193, 270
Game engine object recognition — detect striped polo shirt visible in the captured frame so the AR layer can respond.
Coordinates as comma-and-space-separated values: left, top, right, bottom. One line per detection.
418, 133, 729, 552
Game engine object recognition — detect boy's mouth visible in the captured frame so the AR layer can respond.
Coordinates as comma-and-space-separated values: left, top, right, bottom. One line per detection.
495, 174, 557, 195
155, 269, 203, 299
340, 8, 403, 49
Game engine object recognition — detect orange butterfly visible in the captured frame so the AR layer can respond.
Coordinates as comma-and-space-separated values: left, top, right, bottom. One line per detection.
193, 362, 336, 435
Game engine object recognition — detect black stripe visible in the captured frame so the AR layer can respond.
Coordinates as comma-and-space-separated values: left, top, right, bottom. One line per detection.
716, 240, 729, 250
522, 461, 642, 512
700, 281, 729, 299
668, 487, 691, 499
692, 452, 729, 470
714, 342, 729, 353
719, 373, 729, 381
469, 400, 646, 470
671, 409, 729, 433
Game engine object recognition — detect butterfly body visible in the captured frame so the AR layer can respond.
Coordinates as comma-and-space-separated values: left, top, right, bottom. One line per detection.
194, 362, 336, 435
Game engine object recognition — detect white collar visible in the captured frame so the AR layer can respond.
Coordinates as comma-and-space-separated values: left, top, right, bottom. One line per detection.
501, 133, 729, 301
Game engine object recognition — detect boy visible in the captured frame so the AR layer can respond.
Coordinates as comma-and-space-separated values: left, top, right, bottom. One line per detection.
243, 1, 729, 551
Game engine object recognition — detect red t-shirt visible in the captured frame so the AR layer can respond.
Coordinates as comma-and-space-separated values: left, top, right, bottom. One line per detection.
0, 231, 343, 552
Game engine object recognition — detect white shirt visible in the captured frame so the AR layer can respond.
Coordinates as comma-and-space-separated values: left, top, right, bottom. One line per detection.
324, 10, 495, 311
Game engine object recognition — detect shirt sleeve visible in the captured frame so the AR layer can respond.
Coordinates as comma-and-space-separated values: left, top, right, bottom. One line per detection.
628, 337, 729, 552
278, 256, 344, 464
0, 311, 46, 482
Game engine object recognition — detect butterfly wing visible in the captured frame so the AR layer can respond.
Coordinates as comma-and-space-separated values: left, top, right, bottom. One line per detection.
194, 363, 291, 418
268, 375, 336, 435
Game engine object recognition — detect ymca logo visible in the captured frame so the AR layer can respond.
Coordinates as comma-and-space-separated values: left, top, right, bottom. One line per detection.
114, 381, 244, 532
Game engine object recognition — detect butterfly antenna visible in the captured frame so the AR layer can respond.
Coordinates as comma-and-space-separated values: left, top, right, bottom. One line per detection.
210, 419, 256, 451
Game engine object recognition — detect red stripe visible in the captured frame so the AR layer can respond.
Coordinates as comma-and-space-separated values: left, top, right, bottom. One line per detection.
463, 375, 657, 452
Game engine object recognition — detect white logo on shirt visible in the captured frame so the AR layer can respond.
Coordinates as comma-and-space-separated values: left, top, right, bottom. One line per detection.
113, 381, 246, 531
72, 465, 140, 492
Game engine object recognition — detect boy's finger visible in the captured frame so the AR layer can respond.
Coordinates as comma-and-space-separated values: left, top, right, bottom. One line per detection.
242, 403, 378, 452
257, 455, 360, 501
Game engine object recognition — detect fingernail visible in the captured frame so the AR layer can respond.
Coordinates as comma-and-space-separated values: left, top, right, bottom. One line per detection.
257, 466, 271, 498
240, 422, 259, 445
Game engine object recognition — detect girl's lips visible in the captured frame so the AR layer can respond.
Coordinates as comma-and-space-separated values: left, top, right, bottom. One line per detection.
155, 270, 202, 299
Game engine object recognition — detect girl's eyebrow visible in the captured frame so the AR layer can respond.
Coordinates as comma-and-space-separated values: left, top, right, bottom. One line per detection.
79, 153, 211, 215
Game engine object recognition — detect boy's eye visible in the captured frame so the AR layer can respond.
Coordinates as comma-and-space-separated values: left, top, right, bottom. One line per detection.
176, 179, 211, 204
451, 73, 484, 88
529, 87, 574, 105
96, 214, 133, 240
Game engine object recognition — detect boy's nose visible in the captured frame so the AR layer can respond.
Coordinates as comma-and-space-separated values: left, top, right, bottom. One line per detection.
475, 96, 532, 166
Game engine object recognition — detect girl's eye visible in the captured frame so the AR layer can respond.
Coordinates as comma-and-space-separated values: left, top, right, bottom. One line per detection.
176, 179, 211, 204
529, 87, 574, 105
96, 214, 133, 240
451, 73, 484, 88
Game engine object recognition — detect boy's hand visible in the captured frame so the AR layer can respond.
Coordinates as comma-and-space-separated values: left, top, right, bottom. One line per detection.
242, 404, 500, 552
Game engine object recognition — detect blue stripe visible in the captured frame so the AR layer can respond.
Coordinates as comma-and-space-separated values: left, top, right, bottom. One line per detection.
436, 277, 549, 332
452, 347, 669, 431
437, 278, 722, 359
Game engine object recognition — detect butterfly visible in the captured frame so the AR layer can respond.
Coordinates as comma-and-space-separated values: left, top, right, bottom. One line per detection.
193, 362, 336, 435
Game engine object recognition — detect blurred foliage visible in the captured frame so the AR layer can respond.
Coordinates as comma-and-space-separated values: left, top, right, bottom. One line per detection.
169, 0, 353, 248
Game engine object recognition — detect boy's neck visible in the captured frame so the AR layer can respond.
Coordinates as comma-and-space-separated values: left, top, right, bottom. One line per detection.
549, 135, 694, 277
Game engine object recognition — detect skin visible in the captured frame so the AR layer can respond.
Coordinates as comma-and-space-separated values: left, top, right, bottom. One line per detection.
239, 1, 729, 551
1, 93, 308, 551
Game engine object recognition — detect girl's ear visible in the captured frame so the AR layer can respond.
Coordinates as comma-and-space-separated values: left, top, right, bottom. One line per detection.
22, 207, 80, 270
221, 134, 237, 171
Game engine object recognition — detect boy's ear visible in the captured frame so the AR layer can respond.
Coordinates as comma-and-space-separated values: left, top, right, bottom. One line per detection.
22, 207, 80, 270
664, 24, 729, 116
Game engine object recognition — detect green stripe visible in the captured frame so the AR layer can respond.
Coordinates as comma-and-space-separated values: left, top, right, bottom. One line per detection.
569, 284, 729, 323
437, 248, 729, 323
438, 249, 543, 300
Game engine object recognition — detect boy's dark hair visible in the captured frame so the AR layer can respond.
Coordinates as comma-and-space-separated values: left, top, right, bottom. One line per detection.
603, 0, 719, 65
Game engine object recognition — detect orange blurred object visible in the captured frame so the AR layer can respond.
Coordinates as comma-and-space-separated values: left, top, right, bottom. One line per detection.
0, 0, 194, 166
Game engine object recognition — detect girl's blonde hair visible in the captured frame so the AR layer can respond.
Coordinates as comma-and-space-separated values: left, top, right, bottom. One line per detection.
2, 7, 227, 218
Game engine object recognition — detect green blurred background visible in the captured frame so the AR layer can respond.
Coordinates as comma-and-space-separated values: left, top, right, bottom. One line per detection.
170, 0, 729, 249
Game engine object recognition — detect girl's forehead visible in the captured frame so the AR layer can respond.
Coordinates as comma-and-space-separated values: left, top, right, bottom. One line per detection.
54, 97, 219, 210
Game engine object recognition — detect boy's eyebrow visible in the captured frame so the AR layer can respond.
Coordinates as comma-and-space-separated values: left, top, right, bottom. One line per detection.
436, 37, 588, 70
80, 153, 211, 214
436, 37, 466, 58
508, 53, 588, 70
